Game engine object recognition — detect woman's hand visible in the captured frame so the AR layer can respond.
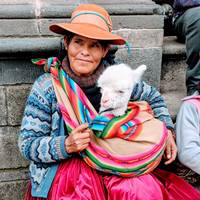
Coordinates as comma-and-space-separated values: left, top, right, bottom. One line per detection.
164, 129, 177, 165
64, 123, 93, 153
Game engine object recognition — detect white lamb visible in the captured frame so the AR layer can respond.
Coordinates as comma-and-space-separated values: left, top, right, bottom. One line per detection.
98, 63, 147, 116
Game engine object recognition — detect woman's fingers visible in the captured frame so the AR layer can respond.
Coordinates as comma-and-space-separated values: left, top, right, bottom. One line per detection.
164, 130, 177, 165
65, 137, 90, 153
70, 131, 90, 142
73, 123, 89, 133
76, 143, 89, 152
72, 137, 91, 146
164, 150, 176, 165
65, 124, 93, 153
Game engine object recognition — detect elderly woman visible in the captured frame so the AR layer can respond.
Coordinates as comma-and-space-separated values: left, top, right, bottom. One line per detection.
18, 3, 200, 200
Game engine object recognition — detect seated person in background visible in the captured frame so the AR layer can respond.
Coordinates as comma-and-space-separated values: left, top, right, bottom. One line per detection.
176, 84, 200, 189
154, 0, 200, 95
173, 1, 200, 95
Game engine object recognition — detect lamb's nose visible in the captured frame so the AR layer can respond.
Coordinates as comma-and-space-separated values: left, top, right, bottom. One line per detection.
102, 99, 109, 104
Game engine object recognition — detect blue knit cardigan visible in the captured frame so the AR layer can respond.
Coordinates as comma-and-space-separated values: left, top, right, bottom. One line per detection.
18, 73, 174, 198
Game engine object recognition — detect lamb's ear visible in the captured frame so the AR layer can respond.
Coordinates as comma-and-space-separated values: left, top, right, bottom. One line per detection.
132, 65, 147, 83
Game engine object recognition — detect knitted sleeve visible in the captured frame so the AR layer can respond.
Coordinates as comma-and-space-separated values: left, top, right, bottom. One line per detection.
18, 74, 71, 163
131, 81, 174, 130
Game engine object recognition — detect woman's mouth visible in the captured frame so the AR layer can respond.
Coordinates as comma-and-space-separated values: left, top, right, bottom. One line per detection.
77, 59, 93, 63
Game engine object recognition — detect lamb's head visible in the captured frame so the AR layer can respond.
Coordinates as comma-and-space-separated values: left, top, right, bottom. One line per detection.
98, 63, 146, 116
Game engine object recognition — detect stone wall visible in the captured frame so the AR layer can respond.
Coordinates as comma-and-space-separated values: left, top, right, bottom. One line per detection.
0, 0, 164, 199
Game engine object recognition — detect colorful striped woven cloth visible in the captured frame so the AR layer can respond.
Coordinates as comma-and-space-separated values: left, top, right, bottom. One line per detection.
32, 57, 168, 177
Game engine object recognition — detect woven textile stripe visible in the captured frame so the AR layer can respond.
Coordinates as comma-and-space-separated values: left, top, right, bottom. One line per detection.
32, 57, 167, 177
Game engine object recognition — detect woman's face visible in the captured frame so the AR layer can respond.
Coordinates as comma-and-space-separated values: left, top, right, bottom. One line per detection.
64, 35, 109, 76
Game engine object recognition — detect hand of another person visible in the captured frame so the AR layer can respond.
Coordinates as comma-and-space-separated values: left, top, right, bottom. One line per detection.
164, 129, 177, 165
64, 123, 93, 153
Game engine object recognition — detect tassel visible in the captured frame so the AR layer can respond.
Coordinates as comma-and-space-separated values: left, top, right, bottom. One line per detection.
125, 41, 132, 57
31, 57, 61, 73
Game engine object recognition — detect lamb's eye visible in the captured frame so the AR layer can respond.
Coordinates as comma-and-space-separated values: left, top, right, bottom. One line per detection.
117, 90, 124, 94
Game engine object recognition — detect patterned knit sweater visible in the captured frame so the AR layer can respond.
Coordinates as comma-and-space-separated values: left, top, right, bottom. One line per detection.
18, 73, 174, 197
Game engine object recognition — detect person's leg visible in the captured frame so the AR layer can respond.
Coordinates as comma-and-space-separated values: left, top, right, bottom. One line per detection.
103, 174, 163, 200
48, 158, 106, 200
174, 7, 200, 95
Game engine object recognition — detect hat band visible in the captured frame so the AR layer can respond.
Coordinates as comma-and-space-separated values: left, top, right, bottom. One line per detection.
70, 11, 112, 32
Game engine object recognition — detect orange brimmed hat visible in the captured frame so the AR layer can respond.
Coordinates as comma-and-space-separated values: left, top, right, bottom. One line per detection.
49, 4, 126, 45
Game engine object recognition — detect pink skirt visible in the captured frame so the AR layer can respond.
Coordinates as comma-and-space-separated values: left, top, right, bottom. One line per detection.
26, 158, 200, 200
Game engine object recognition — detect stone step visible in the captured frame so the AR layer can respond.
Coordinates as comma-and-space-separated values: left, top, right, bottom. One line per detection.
0, 0, 162, 19
0, 27, 163, 90
162, 36, 186, 56
161, 36, 186, 120
161, 36, 186, 93
162, 91, 185, 122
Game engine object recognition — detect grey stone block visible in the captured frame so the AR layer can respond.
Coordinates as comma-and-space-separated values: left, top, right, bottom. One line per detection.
161, 36, 187, 120
39, 18, 69, 36
40, 15, 164, 36
0, 19, 39, 36
0, 0, 34, 4
161, 59, 186, 93
103, 3, 160, 15
40, 3, 159, 18
0, 126, 29, 169
112, 15, 164, 29
0, 87, 7, 126
0, 5, 35, 19
116, 47, 162, 89
7, 85, 32, 126
0, 15, 164, 38
0, 180, 28, 200
0, 169, 29, 182
0, 37, 61, 54
0, 0, 161, 18
0, 30, 163, 54
162, 91, 186, 121
0, 60, 43, 85
0, 29, 163, 55
115, 29, 163, 48
0, 0, 155, 5
163, 36, 186, 56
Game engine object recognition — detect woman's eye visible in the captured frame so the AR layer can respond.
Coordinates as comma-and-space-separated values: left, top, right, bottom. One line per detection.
73, 39, 83, 45
91, 43, 100, 48
74, 40, 81, 44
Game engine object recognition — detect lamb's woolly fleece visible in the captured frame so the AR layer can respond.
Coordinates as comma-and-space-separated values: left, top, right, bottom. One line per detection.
98, 63, 146, 116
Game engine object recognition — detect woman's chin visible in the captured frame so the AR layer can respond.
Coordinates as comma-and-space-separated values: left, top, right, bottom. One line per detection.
72, 68, 92, 77
79, 72, 94, 77
71, 61, 98, 76
72, 67, 93, 77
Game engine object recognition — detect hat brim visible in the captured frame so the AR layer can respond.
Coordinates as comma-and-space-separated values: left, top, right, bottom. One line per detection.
49, 23, 126, 45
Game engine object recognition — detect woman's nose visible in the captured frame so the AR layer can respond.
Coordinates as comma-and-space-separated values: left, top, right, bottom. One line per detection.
80, 46, 90, 56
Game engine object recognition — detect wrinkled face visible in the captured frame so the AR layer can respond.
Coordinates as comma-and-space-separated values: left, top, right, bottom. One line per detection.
65, 35, 108, 76
99, 82, 133, 111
